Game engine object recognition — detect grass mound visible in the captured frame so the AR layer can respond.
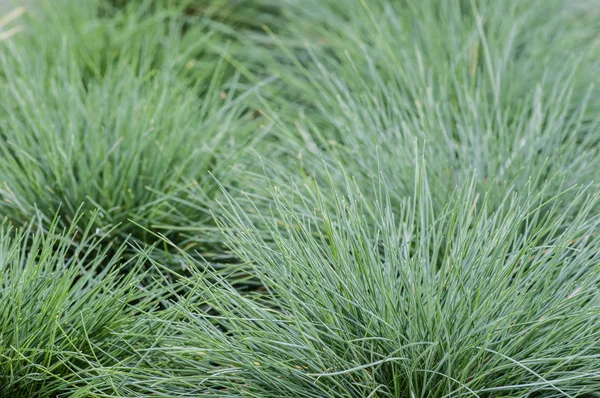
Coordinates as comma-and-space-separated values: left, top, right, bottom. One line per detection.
247, 0, 600, 214
0, 215, 154, 397
84, 173, 600, 397
0, 1, 262, 258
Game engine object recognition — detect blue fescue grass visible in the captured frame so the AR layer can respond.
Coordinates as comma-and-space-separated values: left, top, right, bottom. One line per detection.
0, 1, 265, 259
0, 0, 599, 396
236, 0, 600, 215
79, 171, 600, 397
0, 213, 159, 397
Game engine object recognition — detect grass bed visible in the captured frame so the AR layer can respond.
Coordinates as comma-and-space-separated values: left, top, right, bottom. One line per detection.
0, 0, 599, 396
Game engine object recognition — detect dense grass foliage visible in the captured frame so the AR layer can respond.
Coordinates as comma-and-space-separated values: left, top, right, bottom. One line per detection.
0, 0, 263, 255
247, 0, 600, 213
0, 0, 599, 396
0, 215, 155, 397
74, 174, 600, 397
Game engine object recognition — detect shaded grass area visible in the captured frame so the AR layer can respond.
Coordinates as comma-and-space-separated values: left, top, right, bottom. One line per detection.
0, 0, 599, 396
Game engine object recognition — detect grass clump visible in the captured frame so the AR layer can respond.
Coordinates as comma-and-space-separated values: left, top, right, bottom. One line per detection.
0, 214, 154, 397
92, 172, 600, 397
249, 0, 600, 214
0, 14, 260, 257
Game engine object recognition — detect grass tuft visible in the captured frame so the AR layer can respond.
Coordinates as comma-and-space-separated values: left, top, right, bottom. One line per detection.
0, 2, 262, 258
0, 213, 156, 397
84, 172, 600, 397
